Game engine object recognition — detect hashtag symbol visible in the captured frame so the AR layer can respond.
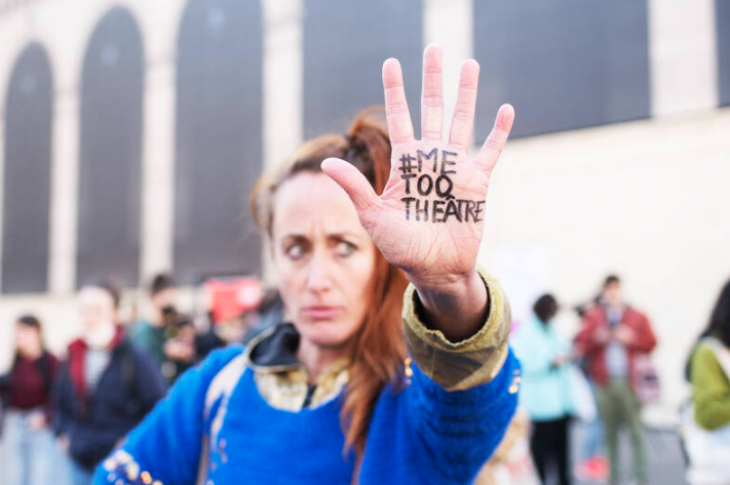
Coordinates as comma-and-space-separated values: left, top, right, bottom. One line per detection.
398, 153, 419, 174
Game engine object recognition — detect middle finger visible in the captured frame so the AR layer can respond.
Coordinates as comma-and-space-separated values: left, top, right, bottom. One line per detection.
421, 44, 444, 141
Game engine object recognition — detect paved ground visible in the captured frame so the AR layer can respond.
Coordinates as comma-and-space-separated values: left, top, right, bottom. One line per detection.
571, 423, 689, 485
0, 422, 690, 485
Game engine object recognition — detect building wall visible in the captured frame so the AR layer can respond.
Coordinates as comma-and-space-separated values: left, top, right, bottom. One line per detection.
0, 0, 728, 418
481, 107, 730, 421
474, 0, 652, 138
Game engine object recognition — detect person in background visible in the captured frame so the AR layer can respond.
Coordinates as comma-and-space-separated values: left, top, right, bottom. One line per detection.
690, 279, 730, 430
128, 273, 179, 380
191, 310, 227, 362
162, 317, 197, 378
575, 275, 657, 485
0, 315, 60, 485
54, 282, 167, 485
512, 294, 574, 485
684, 279, 730, 484
194, 278, 264, 360
573, 301, 609, 482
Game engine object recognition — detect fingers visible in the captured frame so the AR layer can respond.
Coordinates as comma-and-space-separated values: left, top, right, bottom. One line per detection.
448, 59, 480, 150
321, 158, 380, 221
382, 58, 415, 146
475, 104, 515, 175
421, 44, 444, 141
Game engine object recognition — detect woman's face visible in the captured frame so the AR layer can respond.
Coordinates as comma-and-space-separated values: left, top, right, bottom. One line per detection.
15, 323, 41, 357
272, 172, 377, 349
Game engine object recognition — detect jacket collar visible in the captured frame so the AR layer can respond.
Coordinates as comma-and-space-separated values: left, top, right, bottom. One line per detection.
247, 323, 302, 371
245, 323, 350, 411
67, 326, 126, 411
247, 323, 350, 375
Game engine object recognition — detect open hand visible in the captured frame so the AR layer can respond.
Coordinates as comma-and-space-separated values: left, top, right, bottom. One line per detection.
322, 45, 514, 290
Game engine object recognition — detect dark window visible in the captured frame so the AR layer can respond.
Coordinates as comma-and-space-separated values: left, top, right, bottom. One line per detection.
303, 0, 423, 138
717, 0, 730, 106
474, 0, 651, 138
77, 7, 144, 287
1, 43, 53, 293
175, 0, 263, 283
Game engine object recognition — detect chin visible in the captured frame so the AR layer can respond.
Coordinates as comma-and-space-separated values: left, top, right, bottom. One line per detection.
296, 319, 360, 349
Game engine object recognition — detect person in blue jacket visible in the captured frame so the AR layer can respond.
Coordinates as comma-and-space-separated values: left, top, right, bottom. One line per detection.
55, 282, 167, 485
512, 294, 576, 485
95, 44, 521, 485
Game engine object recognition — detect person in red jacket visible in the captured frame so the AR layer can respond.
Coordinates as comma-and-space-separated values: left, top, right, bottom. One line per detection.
575, 275, 657, 485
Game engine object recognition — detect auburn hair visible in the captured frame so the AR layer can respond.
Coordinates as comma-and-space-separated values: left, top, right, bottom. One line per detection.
251, 109, 408, 457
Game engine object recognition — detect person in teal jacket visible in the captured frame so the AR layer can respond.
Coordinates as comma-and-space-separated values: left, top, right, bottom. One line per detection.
512, 294, 576, 485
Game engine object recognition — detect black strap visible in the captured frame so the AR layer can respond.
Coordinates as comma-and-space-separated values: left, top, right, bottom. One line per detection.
119, 345, 141, 416
39, 352, 54, 395
302, 383, 317, 409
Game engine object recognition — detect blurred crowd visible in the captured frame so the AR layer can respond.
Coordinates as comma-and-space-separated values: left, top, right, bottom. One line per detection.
483, 275, 730, 485
1, 271, 729, 485
0, 273, 283, 485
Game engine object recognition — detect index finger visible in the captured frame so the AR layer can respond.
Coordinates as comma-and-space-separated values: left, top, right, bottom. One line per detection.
382, 58, 415, 145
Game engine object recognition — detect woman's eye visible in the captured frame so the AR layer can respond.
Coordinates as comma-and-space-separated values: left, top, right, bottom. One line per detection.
336, 241, 356, 257
285, 244, 306, 260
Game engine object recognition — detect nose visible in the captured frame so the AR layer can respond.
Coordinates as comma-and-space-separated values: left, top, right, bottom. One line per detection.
306, 251, 334, 293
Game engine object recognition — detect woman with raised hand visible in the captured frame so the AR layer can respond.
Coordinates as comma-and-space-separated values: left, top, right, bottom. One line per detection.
94, 44, 520, 485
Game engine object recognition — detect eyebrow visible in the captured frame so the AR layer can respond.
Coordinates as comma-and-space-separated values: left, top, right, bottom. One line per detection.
281, 231, 363, 241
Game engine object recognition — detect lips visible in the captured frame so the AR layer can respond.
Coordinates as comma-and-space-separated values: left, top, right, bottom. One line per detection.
302, 306, 342, 319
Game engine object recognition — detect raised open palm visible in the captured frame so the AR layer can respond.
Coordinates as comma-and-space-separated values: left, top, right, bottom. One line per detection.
322, 44, 514, 288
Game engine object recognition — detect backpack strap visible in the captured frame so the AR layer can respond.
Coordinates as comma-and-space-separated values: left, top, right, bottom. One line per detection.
119, 344, 141, 416
195, 352, 248, 485
37, 352, 53, 396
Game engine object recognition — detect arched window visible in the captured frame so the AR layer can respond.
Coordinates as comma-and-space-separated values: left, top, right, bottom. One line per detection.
1, 43, 53, 293
77, 7, 144, 288
175, 0, 263, 283
474, 1, 651, 138
303, 0, 423, 138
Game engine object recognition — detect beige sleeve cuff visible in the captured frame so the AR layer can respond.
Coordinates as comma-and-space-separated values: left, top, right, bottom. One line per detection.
402, 266, 512, 391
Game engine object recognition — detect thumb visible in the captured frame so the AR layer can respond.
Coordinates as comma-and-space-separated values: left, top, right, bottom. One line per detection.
321, 158, 381, 222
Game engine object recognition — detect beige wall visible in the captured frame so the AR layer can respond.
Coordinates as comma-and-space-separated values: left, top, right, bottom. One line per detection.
480, 108, 730, 421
